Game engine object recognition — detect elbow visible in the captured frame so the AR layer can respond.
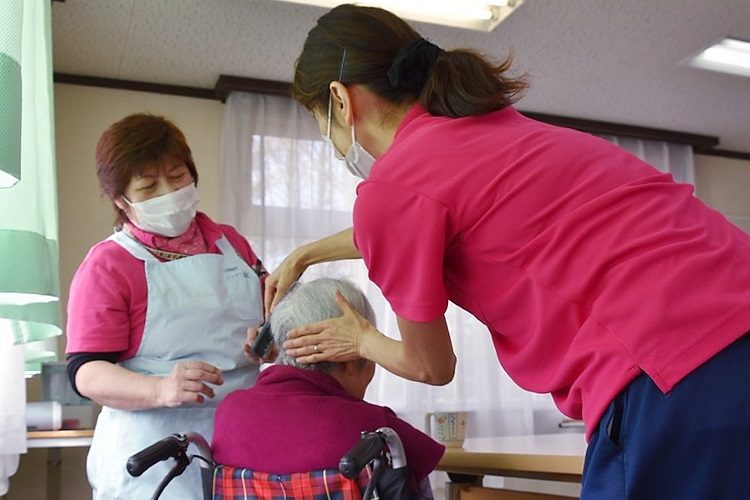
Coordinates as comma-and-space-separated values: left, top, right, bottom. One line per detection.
74, 368, 95, 401
73, 360, 109, 403
428, 373, 454, 386
414, 355, 456, 386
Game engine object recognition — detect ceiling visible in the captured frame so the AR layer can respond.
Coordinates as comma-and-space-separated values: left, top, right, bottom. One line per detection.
51, 0, 750, 154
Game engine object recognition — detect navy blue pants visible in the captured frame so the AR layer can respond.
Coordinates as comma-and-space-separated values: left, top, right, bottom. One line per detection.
581, 333, 750, 499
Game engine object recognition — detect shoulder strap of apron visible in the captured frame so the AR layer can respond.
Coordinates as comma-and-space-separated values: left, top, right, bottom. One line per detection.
214, 235, 251, 268
107, 231, 160, 262
110, 230, 248, 266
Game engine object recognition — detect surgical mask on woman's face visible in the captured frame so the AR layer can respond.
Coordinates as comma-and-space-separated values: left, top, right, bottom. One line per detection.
342, 125, 375, 179
122, 183, 199, 237
324, 92, 375, 179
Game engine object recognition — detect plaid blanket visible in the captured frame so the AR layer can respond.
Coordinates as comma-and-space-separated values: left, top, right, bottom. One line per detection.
211, 466, 374, 500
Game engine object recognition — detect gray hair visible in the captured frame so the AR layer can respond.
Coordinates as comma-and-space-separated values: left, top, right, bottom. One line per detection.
271, 278, 376, 372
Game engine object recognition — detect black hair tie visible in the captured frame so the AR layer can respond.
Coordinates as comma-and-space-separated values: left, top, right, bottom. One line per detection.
387, 38, 444, 91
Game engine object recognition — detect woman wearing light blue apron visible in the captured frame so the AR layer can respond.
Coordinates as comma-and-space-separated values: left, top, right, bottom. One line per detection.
65, 114, 265, 499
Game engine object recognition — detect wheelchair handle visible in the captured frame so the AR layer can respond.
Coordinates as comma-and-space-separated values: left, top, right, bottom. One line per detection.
127, 434, 188, 477
339, 426, 408, 479
183, 431, 213, 469
339, 431, 385, 479
376, 427, 407, 469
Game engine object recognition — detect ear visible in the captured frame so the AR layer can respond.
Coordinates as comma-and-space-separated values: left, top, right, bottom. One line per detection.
329, 81, 354, 127
113, 197, 127, 211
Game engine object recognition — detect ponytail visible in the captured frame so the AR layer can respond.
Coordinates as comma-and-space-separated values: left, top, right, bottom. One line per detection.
420, 50, 527, 118
293, 4, 528, 118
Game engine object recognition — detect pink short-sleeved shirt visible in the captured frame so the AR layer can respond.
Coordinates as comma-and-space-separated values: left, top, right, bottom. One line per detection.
65, 212, 264, 360
353, 104, 750, 438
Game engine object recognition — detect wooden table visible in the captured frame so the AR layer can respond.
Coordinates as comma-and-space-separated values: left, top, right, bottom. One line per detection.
26, 429, 94, 448
436, 433, 587, 499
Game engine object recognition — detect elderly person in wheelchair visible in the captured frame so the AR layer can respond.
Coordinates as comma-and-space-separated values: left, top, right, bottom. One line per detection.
211, 277, 444, 499
127, 277, 443, 499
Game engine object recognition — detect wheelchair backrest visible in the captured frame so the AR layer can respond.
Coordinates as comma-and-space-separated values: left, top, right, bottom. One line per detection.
211, 465, 372, 500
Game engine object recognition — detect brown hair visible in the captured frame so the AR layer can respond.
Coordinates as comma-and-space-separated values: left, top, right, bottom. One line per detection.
292, 4, 528, 119
95, 113, 198, 224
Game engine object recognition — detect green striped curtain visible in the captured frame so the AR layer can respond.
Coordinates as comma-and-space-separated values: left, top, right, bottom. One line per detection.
0, 0, 61, 375
0, 0, 22, 187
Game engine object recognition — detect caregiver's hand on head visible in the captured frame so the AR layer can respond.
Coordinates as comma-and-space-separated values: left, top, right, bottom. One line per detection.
283, 290, 377, 364
156, 360, 224, 408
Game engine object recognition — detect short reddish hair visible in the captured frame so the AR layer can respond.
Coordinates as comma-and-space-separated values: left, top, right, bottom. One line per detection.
95, 113, 198, 224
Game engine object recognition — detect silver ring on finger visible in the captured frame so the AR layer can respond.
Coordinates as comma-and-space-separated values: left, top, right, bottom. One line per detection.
313, 344, 319, 353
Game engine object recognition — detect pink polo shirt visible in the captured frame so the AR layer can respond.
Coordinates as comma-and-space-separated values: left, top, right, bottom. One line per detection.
65, 212, 264, 360
353, 104, 750, 438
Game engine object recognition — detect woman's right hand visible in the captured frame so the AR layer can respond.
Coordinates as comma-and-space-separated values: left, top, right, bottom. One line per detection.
264, 228, 362, 316
264, 250, 307, 316
156, 360, 224, 407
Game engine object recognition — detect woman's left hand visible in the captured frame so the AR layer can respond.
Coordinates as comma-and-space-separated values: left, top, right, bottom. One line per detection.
242, 325, 278, 364
283, 290, 377, 364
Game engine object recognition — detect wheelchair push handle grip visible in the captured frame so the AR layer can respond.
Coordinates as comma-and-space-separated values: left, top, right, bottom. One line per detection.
127, 434, 186, 477
339, 432, 385, 479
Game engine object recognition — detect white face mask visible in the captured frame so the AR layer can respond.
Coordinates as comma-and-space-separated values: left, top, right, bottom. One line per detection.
343, 125, 376, 179
325, 90, 375, 179
122, 183, 199, 237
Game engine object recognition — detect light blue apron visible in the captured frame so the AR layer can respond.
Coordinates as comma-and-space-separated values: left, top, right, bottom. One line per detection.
87, 231, 262, 499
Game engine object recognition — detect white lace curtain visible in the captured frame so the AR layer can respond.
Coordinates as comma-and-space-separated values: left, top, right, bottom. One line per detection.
219, 92, 695, 440
597, 134, 695, 184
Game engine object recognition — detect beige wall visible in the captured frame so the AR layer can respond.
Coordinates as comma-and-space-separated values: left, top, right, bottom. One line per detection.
9, 84, 223, 500
695, 154, 750, 234
9, 83, 750, 499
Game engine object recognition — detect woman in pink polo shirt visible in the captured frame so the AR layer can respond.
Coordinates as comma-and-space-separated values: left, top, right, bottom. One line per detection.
262, 5, 750, 499
66, 114, 265, 499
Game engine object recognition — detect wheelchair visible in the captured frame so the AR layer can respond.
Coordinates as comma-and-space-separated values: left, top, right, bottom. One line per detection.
127, 426, 415, 500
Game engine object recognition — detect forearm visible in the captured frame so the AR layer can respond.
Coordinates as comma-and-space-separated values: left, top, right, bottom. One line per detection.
293, 228, 361, 267
358, 332, 436, 383
266, 228, 363, 312
75, 361, 163, 410
282, 298, 455, 384
359, 317, 456, 385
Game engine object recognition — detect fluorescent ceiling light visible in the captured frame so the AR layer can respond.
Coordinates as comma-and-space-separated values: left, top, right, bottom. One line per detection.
685, 38, 750, 78
275, 0, 523, 32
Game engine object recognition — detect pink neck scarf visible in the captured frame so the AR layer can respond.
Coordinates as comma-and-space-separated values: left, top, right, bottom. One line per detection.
125, 219, 208, 256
